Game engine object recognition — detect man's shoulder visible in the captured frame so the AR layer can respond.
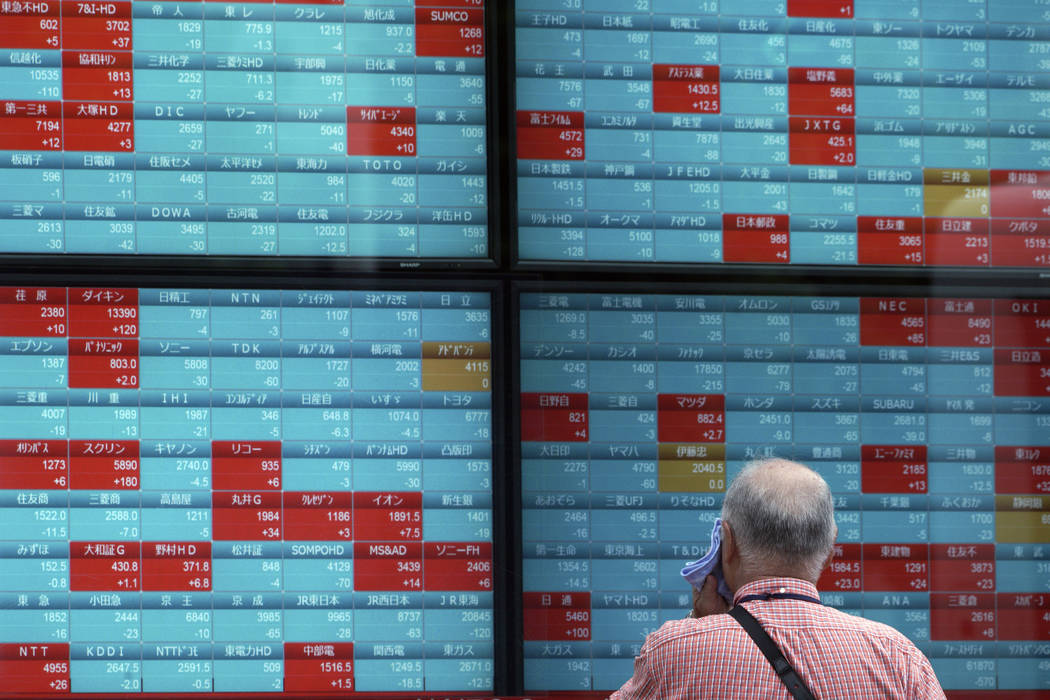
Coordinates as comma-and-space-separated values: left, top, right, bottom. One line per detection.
817, 603, 923, 646
642, 614, 739, 650
818, 604, 919, 638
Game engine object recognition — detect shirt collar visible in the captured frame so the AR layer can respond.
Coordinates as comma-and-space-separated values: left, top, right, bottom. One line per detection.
732, 577, 820, 605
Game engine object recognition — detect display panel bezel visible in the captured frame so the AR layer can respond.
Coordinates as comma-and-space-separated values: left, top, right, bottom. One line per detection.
510, 277, 1050, 696
0, 271, 509, 698
506, 1, 1050, 277
0, 0, 503, 272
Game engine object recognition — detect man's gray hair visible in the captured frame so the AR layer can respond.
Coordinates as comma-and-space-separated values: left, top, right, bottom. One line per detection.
721, 458, 836, 580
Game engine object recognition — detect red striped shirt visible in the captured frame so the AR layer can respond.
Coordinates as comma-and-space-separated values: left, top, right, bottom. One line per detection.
610, 577, 946, 700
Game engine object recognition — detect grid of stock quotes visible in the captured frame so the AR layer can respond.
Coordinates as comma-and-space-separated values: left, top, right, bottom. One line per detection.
0, 286, 495, 694
515, 0, 1050, 267
0, 0, 487, 257
521, 292, 1050, 692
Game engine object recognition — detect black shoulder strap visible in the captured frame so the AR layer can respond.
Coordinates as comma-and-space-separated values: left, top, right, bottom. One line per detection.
728, 605, 817, 700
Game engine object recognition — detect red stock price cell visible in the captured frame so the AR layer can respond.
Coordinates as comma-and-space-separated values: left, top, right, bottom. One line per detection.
68, 287, 138, 337
0, 2, 60, 49
817, 542, 861, 592
994, 299, 1050, 348
352, 541, 423, 591
997, 593, 1050, 641
522, 592, 591, 642
996, 446, 1050, 494
0, 101, 63, 151
0, 643, 70, 694
930, 544, 995, 592
722, 214, 789, 263
142, 542, 212, 591
990, 219, 1050, 267
652, 64, 719, 114
516, 111, 585, 161
931, 593, 996, 641
60, 0, 132, 50
67, 338, 139, 389
61, 51, 134, 102
423, 542, 492, 591
521, 392, 589, 442
69, 439, 139, 490
787, 0, 853, 17
0, 439, 68, 489
283, 492, 353, 541
990, 170, 1050, 219
656, 393, 725, 443
859, 298, 926, 346
284, 643, 354, 693
346, 106, 416, 157
212, 491, 282, 541
0, 287, 68, 337
925, 218, 991, 267
70, 541, 140, 591
788, 68, 854, 117
994, 349, 1050, 397
861, 445, 928, 493
789, 117, 855, 166
212, 440, 282, 490
352, 491, 422, 541
927, 298, 994, 348
414, 5, 484, 58
856, 216, 924, 265
62, 101, 134, 152
862, 543, 929, 592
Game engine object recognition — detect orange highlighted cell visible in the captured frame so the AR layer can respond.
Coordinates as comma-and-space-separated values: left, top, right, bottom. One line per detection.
421, 341, 490, 391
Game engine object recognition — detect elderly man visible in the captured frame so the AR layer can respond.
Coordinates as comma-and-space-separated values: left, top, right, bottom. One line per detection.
611, 458, 945, 699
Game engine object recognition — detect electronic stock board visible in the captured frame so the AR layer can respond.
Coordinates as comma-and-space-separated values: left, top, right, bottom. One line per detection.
0, 285, 495, 694
521, 289, 1050, 693
0, 0, 488, 258
2, 0, 1050, 696
515, 0, 1050, 268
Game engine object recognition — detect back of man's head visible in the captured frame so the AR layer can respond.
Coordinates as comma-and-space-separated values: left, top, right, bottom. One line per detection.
721, 458, 836, 582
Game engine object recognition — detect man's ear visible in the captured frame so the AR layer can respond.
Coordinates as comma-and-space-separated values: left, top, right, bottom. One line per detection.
720, 521, 740, 592
820, 524, 839, 572
821, 547, 834, 573
721, 520, 736, 566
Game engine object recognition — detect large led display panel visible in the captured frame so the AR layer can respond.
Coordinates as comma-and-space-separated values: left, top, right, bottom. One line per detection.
0, 1, 488, 258
515, 1, 1050, 268
520, 289, 1049, 693
0, 286, 494, 695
